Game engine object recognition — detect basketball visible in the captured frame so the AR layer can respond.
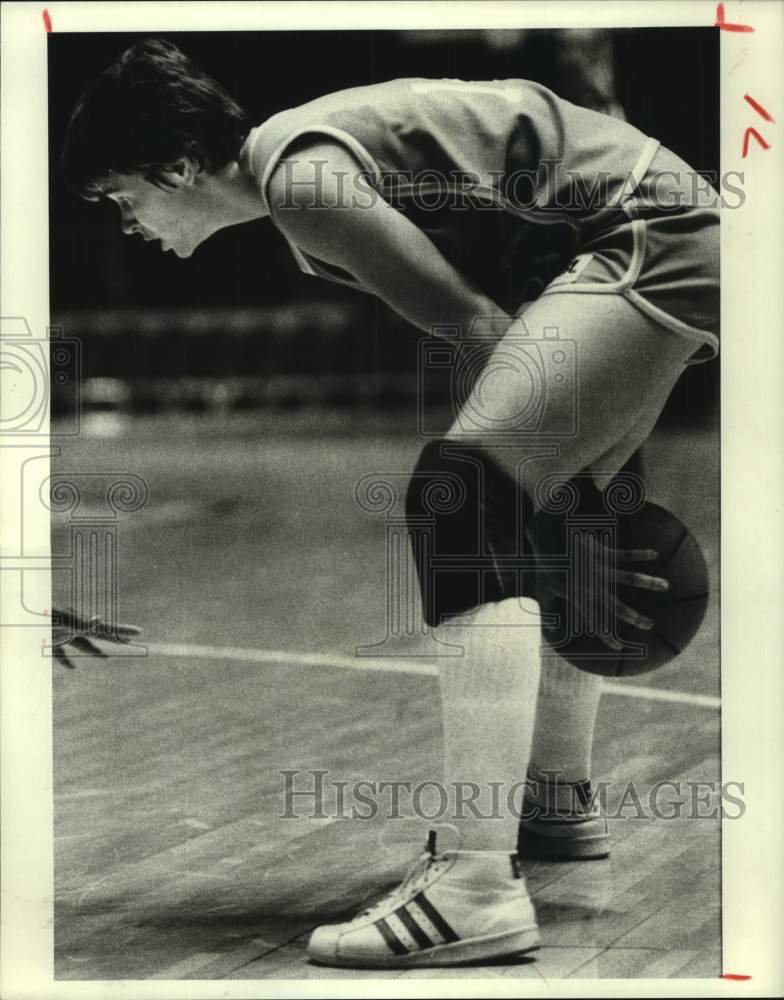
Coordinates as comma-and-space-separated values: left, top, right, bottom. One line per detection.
539, 501, 710, 677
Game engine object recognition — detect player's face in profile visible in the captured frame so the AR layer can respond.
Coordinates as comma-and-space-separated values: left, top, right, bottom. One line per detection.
101, 166, 208, 258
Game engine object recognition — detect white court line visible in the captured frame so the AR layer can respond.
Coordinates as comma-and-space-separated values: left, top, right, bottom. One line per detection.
144, 642, 438, 676
601, 682, 719, 710
144, 642, 720, 710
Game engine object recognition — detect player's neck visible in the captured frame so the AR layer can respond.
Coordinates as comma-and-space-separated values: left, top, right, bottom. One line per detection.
204, 159, 269, 227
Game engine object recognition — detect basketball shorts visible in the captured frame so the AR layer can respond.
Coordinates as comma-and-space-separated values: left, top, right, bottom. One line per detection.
540, 206, 720, 365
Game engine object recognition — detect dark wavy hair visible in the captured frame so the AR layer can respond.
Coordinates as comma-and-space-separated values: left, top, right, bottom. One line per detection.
61, 38, 250, 198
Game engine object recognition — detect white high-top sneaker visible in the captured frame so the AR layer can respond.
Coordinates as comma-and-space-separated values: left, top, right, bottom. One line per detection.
307, 831, 540, 968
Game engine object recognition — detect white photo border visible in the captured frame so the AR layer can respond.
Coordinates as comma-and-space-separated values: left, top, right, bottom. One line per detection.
1, 1, 783, 997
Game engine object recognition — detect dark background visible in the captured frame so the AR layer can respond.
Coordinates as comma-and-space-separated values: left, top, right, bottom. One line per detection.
48, 28, 719, 417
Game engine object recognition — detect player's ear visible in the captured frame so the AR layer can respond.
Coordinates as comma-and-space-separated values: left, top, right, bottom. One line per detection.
156, 155, 202, 190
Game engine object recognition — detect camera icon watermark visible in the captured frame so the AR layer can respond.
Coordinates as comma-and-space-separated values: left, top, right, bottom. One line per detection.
418, 317, 578, 440
0, 317, 81, 435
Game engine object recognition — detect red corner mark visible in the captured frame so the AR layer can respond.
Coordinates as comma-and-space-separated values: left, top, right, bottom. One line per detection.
715, 2, 754, 31
744, 94, 776, 123
42, 8, 52, 32
721, 974, 752, 981
742, 127, 770, 158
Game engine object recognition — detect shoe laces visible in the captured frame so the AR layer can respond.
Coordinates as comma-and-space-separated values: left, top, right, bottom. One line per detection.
357, 828, 455, 920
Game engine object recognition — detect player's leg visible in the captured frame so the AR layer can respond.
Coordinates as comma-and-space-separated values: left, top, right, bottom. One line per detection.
444, 291, 697, 866
438, 597, 541, 850
402, 438, 544, 848
521, 652, 609, 860
444, 291, 696, 495
586, 369, 681, 490
526, 442, 649, 802
521, 440, 661, 861
308, 443, 543, 968
345, 304, 690, 955
307, 294, 699, 968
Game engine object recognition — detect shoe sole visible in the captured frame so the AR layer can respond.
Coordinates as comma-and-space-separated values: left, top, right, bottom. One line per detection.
308, 925, 541, 969
518, 826, 610, 861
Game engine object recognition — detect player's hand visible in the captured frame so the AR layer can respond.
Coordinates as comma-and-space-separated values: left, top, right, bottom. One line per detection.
528, 523, 669, 651
49, 607, 142, 669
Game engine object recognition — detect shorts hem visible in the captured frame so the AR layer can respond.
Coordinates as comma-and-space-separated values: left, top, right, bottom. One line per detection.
622, 288, 719, 363
539, 213, 718, 363
539, 281, 718, 363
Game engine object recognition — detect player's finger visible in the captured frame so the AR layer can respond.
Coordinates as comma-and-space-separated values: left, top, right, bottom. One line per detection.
90, 620, 141, 640
99, 623, 142, 640
609, 549, 659, 562
70, 636, 109, 657
599, 632, 624, 651
52, 647, 76, 670
568, 582, 625, 650
53, 607, 91, 630
115, 622, 142, 636
615, 569, 669, 591
50, 627, 76, 646
611, 596, 653, 631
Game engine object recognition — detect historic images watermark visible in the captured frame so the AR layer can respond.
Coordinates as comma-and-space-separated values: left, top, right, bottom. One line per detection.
272, 158, 745, 213
279, 769, 745, 822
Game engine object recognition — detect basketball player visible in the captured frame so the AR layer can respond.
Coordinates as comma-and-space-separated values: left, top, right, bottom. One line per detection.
59, 40, 719, 967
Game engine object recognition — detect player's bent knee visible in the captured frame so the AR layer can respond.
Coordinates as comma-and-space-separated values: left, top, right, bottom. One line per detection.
405, 438, 534, 627
438, 597, 543, 668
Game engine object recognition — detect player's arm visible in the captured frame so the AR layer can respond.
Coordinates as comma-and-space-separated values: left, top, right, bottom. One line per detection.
266, 141, 511, 336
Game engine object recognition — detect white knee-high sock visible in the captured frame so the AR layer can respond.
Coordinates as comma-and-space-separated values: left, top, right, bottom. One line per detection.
530, 651, 602, 784
436, 597, 541, 851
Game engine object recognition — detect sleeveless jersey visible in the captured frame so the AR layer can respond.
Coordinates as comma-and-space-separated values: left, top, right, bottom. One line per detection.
240, 78, 664, 314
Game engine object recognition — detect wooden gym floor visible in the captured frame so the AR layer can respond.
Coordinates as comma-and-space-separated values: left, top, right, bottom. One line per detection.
52, 413, 720, 981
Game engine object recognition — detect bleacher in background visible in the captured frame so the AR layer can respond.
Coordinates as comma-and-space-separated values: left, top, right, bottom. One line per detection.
51, 304, 718, 425
51, 303, 419, 417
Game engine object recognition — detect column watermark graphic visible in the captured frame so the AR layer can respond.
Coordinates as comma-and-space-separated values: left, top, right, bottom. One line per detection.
1, 316, 146, 665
